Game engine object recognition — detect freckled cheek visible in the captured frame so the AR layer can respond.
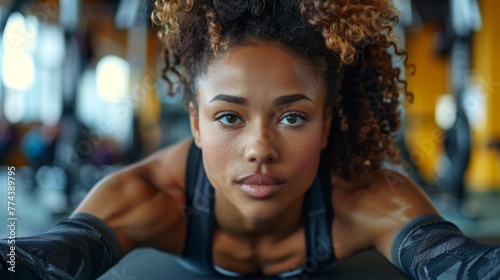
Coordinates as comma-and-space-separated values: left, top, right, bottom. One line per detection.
200, 126, 237, 187
203, 143, 230, 169
202, 148, 231, 190
286, 136, 323, 177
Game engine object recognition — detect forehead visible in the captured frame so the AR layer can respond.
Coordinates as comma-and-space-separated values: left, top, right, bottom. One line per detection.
197, 43, 324, 96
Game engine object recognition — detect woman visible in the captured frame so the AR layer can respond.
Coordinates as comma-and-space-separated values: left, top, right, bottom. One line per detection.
1, 0, 499, 279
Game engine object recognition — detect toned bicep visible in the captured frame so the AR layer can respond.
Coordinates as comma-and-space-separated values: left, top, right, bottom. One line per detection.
71, 139, 192, 256
72, 173, 185, 255
331, 170, 438, 261
372, 170, 439, 262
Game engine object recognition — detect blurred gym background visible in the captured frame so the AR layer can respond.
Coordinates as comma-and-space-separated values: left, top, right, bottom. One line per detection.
0, 0, 499, 246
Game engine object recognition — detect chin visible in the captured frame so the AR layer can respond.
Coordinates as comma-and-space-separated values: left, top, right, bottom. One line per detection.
238, 202, 286, 222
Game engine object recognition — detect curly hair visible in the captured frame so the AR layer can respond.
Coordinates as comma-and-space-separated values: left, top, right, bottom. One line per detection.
151, 0, 412, 178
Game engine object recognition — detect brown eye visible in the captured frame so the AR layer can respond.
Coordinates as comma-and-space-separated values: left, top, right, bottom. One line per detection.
279, 113, 307, 127
285, 115, 298, 124
225, 115, 239, 124
216, 113, 243, 127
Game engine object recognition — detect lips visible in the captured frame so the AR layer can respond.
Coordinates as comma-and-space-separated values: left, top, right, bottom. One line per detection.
237, 174, 285, 199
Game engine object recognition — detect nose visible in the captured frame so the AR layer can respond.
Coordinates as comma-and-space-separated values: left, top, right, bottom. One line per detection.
244, 125, 279, 164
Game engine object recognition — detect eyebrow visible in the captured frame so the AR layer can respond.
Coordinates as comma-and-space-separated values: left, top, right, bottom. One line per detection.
273, 94, 313, 106
209, 94, 247, 105
208, 93, 313, 106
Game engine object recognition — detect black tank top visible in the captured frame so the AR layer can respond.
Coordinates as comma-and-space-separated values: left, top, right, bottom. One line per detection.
176, 142, 336, 277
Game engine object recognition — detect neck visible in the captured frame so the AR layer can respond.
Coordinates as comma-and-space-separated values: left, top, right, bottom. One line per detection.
214, 193, 304, 241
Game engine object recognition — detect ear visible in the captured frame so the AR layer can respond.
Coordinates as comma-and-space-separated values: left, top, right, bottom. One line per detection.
189, 102, 202, 148
321, 110, 332, 150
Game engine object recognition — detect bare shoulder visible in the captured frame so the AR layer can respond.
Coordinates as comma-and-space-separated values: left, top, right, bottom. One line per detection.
331, 168, 438, 261
72, 138, 193, 255
129, 137, 193, 192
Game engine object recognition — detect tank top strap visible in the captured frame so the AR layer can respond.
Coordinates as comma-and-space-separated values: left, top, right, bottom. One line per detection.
176, 142, 216, 274
302, 164, 336, 273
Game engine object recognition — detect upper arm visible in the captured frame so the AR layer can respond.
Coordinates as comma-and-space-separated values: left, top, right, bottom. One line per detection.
71, 138, 193, 256
331, 169, 439, 261
371, 169, 439, 261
